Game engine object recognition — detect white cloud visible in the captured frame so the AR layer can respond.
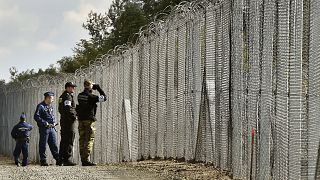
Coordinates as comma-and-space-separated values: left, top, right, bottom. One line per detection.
0, 4, 39, 33
0, 47, 11, 58
64, 3, 100, 25
0, 5, 18, 22
36, 41, 58, 52
0, 0, 113, 82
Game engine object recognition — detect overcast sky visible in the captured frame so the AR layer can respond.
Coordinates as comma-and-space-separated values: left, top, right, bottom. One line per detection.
0, 0, 112, 82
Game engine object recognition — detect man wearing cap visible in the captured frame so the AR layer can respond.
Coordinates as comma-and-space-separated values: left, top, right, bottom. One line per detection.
76, 80, 107, 166
34, 91, 60, 166
11, 112, 33, 166
58, 82, 77, 166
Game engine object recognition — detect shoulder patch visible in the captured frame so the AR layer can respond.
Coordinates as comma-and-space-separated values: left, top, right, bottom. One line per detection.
64, 100, 72, 106
59, 98, 63, 103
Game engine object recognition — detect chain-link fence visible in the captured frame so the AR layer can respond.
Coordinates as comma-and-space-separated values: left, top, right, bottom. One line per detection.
0, 0, 319, 179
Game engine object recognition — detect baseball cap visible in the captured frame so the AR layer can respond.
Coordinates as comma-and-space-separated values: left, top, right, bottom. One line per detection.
44, 91, 55, 97
65, 82, 77, 89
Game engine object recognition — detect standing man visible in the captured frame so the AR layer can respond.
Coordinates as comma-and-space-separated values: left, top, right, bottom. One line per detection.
11, 112, 33, 166
34, 91, 60, 166
58, 82, 77, 166
76, 80, 107, 166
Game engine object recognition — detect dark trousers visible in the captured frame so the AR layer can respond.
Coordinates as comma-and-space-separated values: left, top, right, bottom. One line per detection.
39, 127, 59, 162
13, 141, 29, 166
59, 122, 75, 162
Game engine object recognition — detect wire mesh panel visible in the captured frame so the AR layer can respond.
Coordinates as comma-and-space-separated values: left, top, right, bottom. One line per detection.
100, 62, 109, 163
220, 0, 231, 170
166, 21, 177, 158
156, 27, 167, 159
192, 14, 203, 161
259, 0, 275, 179
115, 58, 122, 162
247, 0, 262, 178
149, 35, 159, 159
195, 8, 208, 163
309, 0, 320, 179
92, 68, 103, 163
288, 0, 305, 179
184, 19, 195, 161
214, 6, 224, 168
177, 19, 187, 160
276, 0, 290, 179
131, 48, 140, 161
231, 0, 246, 178
140, 39, 151, 159
204, 3, 217, 164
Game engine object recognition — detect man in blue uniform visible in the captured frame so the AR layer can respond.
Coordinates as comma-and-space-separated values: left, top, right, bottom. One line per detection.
34, 91, 60, 166
11, 112, 33, 166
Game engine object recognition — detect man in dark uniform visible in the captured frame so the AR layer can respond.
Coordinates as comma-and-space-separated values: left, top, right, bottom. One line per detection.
34, 91, 60, 166
11, 112, 33, 166
58, 82, 77, 166
76, 80, 107, 166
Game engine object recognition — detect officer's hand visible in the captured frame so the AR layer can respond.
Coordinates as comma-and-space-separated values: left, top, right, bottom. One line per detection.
92, 84, 100, 90
46, 124, 55, 128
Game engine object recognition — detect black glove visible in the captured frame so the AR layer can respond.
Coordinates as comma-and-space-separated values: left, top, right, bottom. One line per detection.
92, 84, 100, 90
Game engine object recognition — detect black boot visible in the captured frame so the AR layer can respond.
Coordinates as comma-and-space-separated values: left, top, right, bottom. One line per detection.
56, 159, 63, 166
15, 161, 21, 167
82, 161, 97, 166
40, 160, 48, 166
63, 160, 77, 166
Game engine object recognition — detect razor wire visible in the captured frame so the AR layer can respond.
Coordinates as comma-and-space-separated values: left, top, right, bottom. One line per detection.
0, 0, 320, 179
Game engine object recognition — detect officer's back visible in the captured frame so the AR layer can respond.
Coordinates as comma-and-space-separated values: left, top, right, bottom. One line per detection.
77, 89, 99, 121
11, 121, 33, 140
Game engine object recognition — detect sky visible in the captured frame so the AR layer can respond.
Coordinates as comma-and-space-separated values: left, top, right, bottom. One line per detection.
0, 0, 112, 82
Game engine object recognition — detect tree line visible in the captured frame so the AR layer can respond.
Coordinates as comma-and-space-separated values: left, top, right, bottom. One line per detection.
5, 0, 189, 84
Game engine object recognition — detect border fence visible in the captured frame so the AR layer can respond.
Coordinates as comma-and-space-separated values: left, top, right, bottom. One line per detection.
1, 0, 320, 179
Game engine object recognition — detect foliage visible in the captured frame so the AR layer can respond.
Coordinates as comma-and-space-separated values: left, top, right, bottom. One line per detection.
9, 65, 58, 83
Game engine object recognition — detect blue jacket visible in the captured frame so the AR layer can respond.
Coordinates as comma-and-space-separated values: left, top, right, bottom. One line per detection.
34, 101, 55, 127
11, 122, 33, 139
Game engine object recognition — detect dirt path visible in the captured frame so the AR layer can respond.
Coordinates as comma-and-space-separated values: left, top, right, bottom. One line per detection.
0, 155, 231, 180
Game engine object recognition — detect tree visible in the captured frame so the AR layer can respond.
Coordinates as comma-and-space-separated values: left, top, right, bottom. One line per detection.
58, 56, 81, 73
9, 66, 18, 81
9, 65, 58, 83
74, 0, 147, 69
143, 0, 191, 22
112, 2, 147, 45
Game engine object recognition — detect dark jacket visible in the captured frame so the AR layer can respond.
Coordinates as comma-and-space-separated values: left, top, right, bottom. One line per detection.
58, 91, 77, 124
34, 101, 55, 127
11, 122, 33, 139
77, 89, 106, 121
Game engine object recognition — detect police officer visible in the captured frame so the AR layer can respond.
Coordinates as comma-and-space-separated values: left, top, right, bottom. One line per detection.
77, 80, 107, 166
34, 91, 60, 166
11, 112, 33, 166
58, 82, 77, 166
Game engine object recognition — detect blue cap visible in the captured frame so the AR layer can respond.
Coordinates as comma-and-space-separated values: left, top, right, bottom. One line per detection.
20, 113, 26, 120
44, 91, 54, 97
